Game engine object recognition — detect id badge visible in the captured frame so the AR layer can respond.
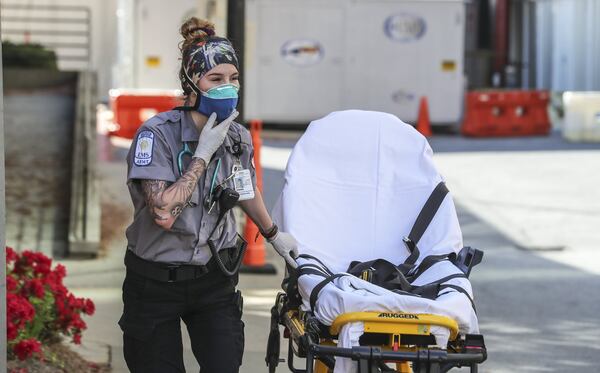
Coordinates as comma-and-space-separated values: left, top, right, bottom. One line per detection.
233, 169, 255, 201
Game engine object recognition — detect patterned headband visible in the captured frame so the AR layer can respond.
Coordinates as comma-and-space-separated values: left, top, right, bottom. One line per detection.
183, 37, 239, 84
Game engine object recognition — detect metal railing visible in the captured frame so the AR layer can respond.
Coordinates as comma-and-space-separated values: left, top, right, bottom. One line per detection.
1, 3, 91, 70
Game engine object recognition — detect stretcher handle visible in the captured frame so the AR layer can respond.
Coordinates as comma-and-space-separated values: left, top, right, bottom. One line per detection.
329, 312, 459, 340
309, 344, 486, 364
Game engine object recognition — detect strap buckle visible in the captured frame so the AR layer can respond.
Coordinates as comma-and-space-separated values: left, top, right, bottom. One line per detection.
402, 236, 416, 253
167, 265, 181, 282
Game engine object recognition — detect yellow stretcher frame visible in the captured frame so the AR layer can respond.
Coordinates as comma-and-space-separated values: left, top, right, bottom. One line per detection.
330, 312, 459, 341
267, 293, 486, 373
314, 312, 459, 373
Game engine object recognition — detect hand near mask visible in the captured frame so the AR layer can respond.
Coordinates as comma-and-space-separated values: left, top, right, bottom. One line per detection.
193, 110, 239, 165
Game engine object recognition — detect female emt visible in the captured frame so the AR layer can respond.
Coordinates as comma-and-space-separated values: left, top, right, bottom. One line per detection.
119, 18, 298, 373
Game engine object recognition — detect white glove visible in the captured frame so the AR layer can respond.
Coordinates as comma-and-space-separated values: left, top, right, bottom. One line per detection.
268, 232, 299, 269
193, 110, 239, 165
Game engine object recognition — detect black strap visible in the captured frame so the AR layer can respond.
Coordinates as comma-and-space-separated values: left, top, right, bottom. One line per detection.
297, 265, 330, 278
173, 105, 193, 111
282, 256, 335, 309
310, 274, 347, 311
406, 253, 453, 282
407, 182, 449, 244
438, 284, 477, 313
430, 272, 467, 285
399, 237, 420, 273
409, 273, 467, 299
297, 254, 334, 276
396, 182, 449, 275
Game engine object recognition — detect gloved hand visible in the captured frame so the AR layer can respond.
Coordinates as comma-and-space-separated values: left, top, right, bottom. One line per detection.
268, 232, 299, 269
193, 110, 239, 165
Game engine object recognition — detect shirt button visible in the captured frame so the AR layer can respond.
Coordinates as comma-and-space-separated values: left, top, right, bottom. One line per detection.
201, 222, 206, 227
173, 112, 180, 120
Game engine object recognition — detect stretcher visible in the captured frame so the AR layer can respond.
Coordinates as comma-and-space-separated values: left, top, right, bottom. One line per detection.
266, 110, 487, 372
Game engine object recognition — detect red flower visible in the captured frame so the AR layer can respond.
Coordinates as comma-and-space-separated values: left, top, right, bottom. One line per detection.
13, 338, 42, 361
5, 247, 95, 349
53, 264, 67, 280
84, 299, 95, 316
6, 247, 18, 263
7, 321, 18, 341
70, 315, 87, 330
45, 277, 68, 298
7, 293, 35, 326
6, 275, 18, 292
73, 333, 82, 345
15, 250, 52, 277
22, 279, 45, 299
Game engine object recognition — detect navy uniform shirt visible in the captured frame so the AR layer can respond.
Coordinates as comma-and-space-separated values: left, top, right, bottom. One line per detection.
125, 110, 256, 265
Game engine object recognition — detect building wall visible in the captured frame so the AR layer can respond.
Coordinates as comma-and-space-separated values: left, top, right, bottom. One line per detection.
534, 0, 600, 91
1, 0, 118, 101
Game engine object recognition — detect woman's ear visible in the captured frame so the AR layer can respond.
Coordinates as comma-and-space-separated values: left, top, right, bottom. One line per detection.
186, 91, 198, 106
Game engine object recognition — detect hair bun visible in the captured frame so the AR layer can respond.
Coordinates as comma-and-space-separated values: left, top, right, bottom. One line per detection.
180, 17, 215, 44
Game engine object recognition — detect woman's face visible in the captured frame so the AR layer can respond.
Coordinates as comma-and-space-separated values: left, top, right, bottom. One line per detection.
197, 63, 239, 92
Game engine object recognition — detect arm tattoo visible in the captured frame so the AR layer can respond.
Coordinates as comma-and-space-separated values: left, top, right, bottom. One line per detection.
141, 158, 207, 227
141, 179, 169, 221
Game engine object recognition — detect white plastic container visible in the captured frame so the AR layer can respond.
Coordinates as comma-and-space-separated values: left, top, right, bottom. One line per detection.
244, 0, 466, 125
563, 92, 600, 142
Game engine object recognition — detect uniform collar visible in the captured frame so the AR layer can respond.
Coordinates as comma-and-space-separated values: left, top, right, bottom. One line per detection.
180, 111, 200, 142
180, 111, 242, 159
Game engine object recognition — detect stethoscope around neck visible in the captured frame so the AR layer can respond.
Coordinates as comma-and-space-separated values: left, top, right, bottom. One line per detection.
173, 122, 247, 277
173, 138, 246, 277
175, 125, 244, 177
176, 137, 243, 178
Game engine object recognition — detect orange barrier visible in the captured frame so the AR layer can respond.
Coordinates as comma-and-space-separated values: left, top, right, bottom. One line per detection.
240, 120, 277, 274
110, 90, 183, 139
416, 97, 432, 137
462, 90, 551, 137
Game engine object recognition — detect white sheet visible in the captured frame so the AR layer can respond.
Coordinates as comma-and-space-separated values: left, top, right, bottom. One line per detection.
272, 110, 479, 372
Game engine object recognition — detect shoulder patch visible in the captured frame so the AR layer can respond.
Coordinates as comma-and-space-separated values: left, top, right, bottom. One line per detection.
134, 130, 154, 166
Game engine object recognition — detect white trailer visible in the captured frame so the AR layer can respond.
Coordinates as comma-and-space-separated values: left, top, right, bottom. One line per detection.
244, 0, 466, 125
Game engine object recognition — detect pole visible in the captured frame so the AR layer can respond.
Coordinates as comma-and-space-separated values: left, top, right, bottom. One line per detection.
1, 30, 8, 373
227, 0, 245, 123
493, 0, 509, 84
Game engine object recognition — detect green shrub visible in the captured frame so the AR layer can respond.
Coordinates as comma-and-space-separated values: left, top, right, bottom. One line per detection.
2, 41, 58, 69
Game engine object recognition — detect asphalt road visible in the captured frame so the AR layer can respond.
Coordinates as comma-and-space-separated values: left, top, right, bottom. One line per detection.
256, 133, 600, 373
64, 131, 599, 373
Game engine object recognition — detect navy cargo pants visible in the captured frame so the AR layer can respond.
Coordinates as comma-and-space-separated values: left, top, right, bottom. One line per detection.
119, 262, 244, 373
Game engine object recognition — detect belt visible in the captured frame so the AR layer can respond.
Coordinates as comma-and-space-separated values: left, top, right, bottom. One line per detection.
125, 246, 238, 283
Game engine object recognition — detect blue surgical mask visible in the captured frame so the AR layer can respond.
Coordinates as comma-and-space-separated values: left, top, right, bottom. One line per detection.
197, 84, 239, 121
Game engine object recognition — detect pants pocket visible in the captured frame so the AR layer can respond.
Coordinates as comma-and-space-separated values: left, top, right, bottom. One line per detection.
119, 271, 156, 340
233, 290, 243, 317
119, 313, 156, 341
